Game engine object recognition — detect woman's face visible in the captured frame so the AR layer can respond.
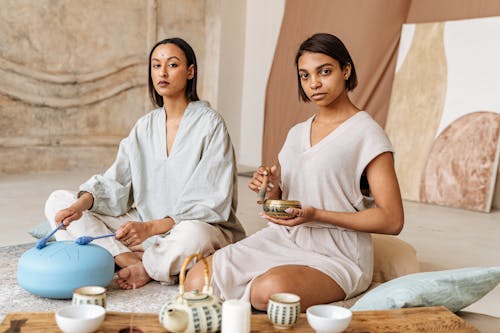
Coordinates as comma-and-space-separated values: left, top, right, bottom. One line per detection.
297, 51, 350, 107
150, 43, 194, 101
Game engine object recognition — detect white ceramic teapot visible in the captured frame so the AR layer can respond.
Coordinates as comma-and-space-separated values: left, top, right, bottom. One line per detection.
159, 254, 222, 333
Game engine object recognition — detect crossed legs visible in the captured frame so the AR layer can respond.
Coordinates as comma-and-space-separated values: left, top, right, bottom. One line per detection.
185, 258, 346, 312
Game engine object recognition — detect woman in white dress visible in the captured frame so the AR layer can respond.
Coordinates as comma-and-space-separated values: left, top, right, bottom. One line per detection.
185, 33, 404, 311
45, 37, 245, 289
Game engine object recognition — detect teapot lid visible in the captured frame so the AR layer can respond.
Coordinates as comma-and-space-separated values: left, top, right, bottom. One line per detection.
183, 289, 209, 301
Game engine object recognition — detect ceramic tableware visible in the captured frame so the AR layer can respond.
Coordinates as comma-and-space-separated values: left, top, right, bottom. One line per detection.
306, 304, 352, 333
72, 286, 107, 308
55, 304, 105, 333
159, 253, 223, 333
267, 292, 301, 329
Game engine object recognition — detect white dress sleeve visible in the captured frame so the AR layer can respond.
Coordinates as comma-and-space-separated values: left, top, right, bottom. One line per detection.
171, 117, 236, 224
79, 136, 133, 216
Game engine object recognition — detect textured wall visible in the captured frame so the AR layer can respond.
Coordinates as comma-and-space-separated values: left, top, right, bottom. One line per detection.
0, 0, 213, 174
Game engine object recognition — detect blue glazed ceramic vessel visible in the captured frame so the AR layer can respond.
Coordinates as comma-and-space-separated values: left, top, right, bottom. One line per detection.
17, 241, 114, 299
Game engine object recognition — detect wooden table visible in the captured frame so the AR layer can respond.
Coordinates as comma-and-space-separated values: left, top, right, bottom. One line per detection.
0, 306, 479, 333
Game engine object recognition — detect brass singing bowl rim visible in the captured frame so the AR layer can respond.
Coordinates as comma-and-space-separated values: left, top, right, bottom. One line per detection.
263, 199, 302, 207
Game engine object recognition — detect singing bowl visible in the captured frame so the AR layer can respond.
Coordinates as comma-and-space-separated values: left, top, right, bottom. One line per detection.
17, 241, 115, 299
263, 200, 302, 219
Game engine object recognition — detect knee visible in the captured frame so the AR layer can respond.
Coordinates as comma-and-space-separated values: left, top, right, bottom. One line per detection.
172, 221, 215, 249
45, 190, 75, 221
250, 270, 292, 311
184, 260, 208, 292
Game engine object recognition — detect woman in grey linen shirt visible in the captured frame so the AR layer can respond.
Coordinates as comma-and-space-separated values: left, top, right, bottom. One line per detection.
185, 33, 404, 311
45, 37, 245, 289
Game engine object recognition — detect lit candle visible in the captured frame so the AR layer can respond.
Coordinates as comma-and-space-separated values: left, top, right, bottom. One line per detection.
221, 299, 251, 333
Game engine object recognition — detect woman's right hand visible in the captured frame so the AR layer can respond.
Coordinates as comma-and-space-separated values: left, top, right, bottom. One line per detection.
248, 165, 281, 202
54, 207, 83, 229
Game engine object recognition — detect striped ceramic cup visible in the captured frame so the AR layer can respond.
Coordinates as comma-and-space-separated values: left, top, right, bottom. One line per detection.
267, 293, 301, 329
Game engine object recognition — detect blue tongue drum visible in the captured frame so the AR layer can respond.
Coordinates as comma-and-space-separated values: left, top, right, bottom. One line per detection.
18, 241, 114, 299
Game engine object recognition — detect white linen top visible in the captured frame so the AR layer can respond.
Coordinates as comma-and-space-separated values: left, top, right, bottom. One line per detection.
79, 101, 244, 238
280, 111, 394, 220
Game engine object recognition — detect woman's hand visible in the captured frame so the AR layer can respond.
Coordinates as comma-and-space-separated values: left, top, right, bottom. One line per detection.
115, 221, 152, 247
54, 207, 82, 229
115, 218, 174, 247
248, 165, 281, 202
54, 192, 93, 229
260, 206, 317, 227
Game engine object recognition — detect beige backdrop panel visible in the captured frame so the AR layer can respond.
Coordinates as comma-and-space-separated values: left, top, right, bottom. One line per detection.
263, 0, 411, 165
385, 23, 447, 202
264, 0, 500, 208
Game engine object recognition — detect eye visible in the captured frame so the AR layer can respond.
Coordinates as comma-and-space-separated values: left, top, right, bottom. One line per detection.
320, 68, 331, 75
152, 63, 161, 69
299, 72, 309, 80
168, 62, 179, 68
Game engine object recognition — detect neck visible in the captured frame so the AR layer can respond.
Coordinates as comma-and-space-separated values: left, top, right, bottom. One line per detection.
163, 96, 190, 119
317, 93, 358, 122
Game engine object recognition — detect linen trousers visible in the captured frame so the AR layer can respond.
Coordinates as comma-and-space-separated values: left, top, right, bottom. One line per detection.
45, 190, 233, 283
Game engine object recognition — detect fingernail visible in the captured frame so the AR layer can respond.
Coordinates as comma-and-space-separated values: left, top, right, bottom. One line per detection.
284, 208, 292, 213
269, 183, 274, 188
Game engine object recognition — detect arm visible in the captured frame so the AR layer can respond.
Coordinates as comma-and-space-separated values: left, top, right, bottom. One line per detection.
264, 152, 404, 235
115, 217, 175, 246
54, 192, 94, 227
79, 135, 133, 217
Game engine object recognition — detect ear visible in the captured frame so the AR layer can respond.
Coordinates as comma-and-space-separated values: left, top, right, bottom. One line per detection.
187, 64, 195, 80
344, 63, 352, 80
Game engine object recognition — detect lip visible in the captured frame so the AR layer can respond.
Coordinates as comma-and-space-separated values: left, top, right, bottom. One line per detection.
310, 93, 326, 100
157, 80, 169, 87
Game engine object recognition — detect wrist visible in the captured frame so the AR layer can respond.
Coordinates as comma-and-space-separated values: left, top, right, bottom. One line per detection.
149, 217, 174, 236
76, 191, 94, 211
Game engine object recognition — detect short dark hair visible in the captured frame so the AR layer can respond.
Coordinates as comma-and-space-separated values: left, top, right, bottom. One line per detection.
148, 37, 199, 107
294, 33, 358, 102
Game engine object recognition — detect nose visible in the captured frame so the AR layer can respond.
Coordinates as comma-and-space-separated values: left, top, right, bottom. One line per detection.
160, 65, 168, 77
310, 75, 321, 89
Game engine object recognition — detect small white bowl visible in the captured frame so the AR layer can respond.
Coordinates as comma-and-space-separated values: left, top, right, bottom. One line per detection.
55, 304, 105, 333
306, 305, 352, 333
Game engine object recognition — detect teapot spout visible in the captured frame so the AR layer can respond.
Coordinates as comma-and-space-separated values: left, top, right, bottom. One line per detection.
162, 308, 189, 333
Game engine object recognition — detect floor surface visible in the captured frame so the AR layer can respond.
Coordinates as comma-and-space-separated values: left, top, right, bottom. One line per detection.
1, 169, 499, 318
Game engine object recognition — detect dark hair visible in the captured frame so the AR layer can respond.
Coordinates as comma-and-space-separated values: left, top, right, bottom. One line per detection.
148, 37, 199, 107
294, 33, 358, 102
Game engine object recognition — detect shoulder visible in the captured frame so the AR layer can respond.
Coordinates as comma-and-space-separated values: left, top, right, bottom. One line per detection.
349, 111, 390, 143
188, 100, 225, 124
186, 101, 229, 136
133, 107, 163, 130
285, 116, 313, 139
290, 116, 313, 133
355, 111, 394, 154
356, 111, 385, 133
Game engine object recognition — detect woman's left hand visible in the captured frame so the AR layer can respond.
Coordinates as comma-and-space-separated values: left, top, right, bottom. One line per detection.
115, 221, 151, 247
260, 206, 316, 227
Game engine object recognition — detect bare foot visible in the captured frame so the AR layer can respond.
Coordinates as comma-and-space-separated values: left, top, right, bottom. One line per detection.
115, 252, 141, 269
116, 262, 152, 289
132, 251, 144, 260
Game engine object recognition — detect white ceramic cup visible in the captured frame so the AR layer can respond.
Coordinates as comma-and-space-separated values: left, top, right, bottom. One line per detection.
267, 293, 301, 329
221, 299, 251, 333
72, 286, 107, 308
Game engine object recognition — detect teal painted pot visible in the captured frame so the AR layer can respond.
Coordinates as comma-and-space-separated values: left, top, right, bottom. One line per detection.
17, 241, 114, 299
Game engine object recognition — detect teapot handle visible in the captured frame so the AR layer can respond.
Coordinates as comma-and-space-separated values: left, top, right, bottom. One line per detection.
178, 253, 210, 297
